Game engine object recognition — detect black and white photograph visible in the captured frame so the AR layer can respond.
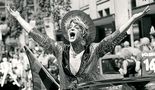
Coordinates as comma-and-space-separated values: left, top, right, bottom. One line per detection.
0, 0, 155, 90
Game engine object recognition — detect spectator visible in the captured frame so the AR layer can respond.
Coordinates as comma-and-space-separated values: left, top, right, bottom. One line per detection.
0, 56, 20, 87
134, 40, 141, 49
114, 45, 122, 54
119, 49, 140, 77
47, 55, 59, 79
7, 5, 150, 89
140, 37, 152, 52
123, 41, 130, 48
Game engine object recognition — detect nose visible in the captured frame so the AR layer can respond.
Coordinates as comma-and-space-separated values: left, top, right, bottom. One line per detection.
71, 28, 74, 31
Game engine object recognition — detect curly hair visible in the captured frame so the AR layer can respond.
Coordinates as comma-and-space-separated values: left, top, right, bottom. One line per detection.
65, 16, 88, 38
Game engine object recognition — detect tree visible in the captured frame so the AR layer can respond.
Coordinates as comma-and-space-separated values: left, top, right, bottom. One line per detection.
37, 0, 71, 31
6, 0, 28, 39
6, 0, 71, 39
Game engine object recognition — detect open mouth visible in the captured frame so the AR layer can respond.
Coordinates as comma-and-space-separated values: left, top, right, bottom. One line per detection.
70, 32, 75, 39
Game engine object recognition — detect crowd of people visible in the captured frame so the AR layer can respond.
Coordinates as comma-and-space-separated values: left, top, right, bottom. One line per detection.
1, 35, 155, 90
113, 34, 155, 77
107, 32, 155, 89
0, 44, 59, 90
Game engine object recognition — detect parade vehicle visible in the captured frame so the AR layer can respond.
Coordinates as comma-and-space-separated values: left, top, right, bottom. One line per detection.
70, 53, 155, 90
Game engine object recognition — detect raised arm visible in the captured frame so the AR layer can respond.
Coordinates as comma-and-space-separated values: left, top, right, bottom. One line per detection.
6, 6, 33, 33
96, 6, 150, 57
119, 6, 150, 33
6, 6, 60, 57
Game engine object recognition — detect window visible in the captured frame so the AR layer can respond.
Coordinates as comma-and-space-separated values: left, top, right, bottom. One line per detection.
0, 2, 4, 6
131, 0, 136, 8
98, 10, 103, 18
105, 8, 110, 16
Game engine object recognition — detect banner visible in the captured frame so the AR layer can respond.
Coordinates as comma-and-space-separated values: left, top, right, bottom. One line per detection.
141, 51, 155, 77
24, 46, 59, 90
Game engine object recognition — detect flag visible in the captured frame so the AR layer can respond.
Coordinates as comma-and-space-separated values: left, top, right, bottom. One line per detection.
24, 46, 59, 90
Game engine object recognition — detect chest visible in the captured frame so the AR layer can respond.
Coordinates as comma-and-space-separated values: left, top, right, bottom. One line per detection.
69, 50, 85, 75
61, 45, 98, 76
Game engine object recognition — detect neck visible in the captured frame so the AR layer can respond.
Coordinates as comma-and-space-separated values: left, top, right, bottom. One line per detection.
70, 42, 85, 54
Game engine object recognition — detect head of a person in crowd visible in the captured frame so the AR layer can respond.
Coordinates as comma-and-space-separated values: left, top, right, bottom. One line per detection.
134, 40, 141, 48
35, 46, 43, 56
114, 58, 123, 69
114, 45, 122, 54
140, 37, 151, 52
141, 37, 150, 45
47, 56, 57, 67
9, 51, 15, 58
120, 48, 133, 59
2, 57, 7, 62
123, 41, 130, 48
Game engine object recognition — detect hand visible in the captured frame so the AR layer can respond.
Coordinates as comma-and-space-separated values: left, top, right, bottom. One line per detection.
133, 6, 150, 18
142, 5, 150, 15
119, 68, 124, 75
6, 6, 20, 18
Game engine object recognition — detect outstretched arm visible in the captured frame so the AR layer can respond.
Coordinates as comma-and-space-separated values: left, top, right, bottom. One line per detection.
119, 6, 150, 33
6, 6, 61, 57
6, 6, 33, 33
95, 6, 150, 57
104, 6, 150, 41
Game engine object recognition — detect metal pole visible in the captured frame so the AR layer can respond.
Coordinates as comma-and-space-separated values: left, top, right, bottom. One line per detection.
128, 0, 134, 47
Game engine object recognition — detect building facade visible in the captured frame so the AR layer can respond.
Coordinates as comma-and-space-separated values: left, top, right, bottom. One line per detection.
0, 0, 155, 44
71, 0, 155, 43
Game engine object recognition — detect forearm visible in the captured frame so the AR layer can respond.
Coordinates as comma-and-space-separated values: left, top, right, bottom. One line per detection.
29, 28, 54, 49
28, 29, 61, 57
119, 14, 140, 33
16, 16, 59, 54
96, 30, 127, 57
16, 16, 33, 33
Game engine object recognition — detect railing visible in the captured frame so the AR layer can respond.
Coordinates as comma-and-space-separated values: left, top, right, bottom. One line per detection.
69, 76, 155, 90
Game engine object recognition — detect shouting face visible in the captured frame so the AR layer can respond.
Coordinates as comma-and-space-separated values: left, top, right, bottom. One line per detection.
68, 22, 83, 42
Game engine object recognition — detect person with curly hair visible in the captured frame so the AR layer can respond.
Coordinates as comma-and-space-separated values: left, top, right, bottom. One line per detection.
6, 6, 150, 90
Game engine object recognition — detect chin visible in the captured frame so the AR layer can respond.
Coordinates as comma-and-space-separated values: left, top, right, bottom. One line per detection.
69, 38, 76, 42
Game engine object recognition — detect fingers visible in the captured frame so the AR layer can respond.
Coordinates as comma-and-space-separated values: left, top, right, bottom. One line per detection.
143, 5, 150, 13
5, 6, 10, 12
5, 5, 14, 13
